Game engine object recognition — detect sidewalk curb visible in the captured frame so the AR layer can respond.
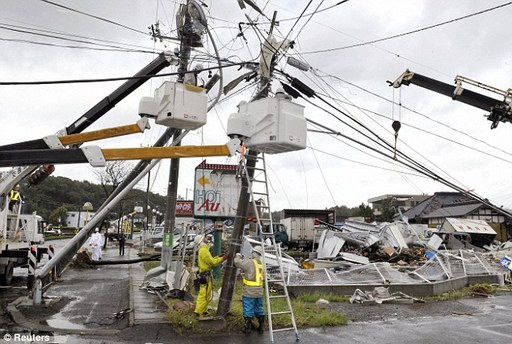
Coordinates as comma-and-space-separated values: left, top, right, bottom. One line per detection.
128, 264, 135, 327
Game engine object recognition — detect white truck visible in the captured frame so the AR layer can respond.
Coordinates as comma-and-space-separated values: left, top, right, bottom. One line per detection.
0, 167, 48, 286
280, 217, 319, 249
276, 209, 336, 249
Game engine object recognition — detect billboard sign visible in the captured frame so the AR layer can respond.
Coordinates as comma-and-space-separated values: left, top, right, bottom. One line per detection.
193, 161, 240, 218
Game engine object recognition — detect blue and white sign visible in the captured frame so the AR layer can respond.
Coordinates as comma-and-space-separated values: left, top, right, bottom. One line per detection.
500, 256, 512, 271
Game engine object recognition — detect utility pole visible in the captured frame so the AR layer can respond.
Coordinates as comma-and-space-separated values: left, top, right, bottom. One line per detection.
161, 4, 192, 270
217, 11, 278, 317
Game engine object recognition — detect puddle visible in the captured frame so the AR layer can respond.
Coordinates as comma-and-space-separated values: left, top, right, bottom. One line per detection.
43, 295, 87, 330
45, 316, 87, 330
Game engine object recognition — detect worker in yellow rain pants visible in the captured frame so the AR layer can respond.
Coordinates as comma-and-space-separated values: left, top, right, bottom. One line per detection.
194, 235, 227, 317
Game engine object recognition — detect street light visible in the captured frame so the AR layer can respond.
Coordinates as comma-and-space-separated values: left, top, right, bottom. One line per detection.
83, 202, 93, 225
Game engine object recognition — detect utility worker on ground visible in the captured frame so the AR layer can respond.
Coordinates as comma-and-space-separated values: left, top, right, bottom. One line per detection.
234, 249, 265, 334
8, 185, 21, 212
194, 235, 227, 317
89, 228, 103, 261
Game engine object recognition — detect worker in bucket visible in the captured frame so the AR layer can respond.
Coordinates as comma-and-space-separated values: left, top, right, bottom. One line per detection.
8, 184, 22, 212
193, 235, 227, 317
234, 249, 265, 334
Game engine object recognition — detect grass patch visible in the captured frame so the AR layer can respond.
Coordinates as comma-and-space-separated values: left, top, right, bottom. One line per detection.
164, 277, 347, 335
143, 261, 161, 271
424, 283, 512, 301
296, 292, 350, 303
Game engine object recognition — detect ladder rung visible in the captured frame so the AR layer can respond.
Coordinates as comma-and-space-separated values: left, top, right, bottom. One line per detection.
247, 165, 265, 171
269, 295, 287, 299
267, 279, 284, 283
271, 311, 292, 316
262, 249, 278, 253
272, 327, 296, 333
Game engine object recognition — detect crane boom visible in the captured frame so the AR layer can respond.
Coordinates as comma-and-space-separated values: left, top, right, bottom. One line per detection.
391, 69, 512, 129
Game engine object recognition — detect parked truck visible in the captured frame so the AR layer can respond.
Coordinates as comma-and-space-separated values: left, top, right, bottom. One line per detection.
275, 209, 336, 250
0, 167, 49, 286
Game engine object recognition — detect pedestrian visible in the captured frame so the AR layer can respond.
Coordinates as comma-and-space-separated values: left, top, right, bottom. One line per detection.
89, 228, 103, 261
119, 232, 126, 256
193, 235, 227, 317
8, 185, 21, 212
234, 250, 265, 334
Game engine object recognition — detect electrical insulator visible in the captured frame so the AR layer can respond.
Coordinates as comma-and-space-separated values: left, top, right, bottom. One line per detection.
27, 164, 55, 186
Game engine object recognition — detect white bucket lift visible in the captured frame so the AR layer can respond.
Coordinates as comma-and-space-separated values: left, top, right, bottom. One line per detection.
227, 96, 307, 154
139, 81, 207, 130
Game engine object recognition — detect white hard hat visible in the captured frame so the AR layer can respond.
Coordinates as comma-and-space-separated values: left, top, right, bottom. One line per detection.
194, 235, 204, 245
95, 228, 99, 232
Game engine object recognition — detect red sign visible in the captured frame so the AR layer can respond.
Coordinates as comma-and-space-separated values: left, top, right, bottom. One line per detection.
176, 201, 194, 217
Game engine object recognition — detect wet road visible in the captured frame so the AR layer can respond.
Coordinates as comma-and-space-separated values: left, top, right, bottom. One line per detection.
4, 237, 512, 343
57, 295, 512, 344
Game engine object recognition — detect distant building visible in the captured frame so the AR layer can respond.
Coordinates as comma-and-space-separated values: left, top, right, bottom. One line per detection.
65, 211, 96, 229
368, 194, 431, 216
401, 191, 512, 241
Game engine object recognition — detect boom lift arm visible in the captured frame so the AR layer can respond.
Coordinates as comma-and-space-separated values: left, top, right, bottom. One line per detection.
0, 139, 241, 168
390, 69, 512, 129
0, 52, 174, 152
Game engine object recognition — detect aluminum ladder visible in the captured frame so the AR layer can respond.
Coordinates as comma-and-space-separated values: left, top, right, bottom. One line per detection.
242, 153, 299, 344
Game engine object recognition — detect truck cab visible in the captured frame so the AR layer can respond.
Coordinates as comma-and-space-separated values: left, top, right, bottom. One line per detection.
272, 223, 289, 247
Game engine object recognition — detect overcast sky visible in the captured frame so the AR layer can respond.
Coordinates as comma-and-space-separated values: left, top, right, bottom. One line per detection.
2, 0, 512, 213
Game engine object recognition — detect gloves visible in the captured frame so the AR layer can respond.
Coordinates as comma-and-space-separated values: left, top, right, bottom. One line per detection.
221, 253, 229, 261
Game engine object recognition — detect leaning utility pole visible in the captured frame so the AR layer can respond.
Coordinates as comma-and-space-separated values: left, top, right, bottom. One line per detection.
161, 2, 192, 269
217, 11, 278, 317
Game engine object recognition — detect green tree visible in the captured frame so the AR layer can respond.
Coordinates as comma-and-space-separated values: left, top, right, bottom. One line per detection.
49, 205, 69, 225
378, 198, 396, 222
329, 205, 358, 222
353, 203, 375, 222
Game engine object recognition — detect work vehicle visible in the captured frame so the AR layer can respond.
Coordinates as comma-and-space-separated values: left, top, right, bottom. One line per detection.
0, 168, 49, 286
276, 209, 336, 250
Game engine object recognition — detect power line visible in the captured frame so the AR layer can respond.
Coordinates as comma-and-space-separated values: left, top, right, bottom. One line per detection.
0, 37, 154, 53
311, 70, 512, 160
0, 62, 247, 86
0, 23, 155, 53
289, 79, 512, 217
263, 0, 351, 24
0, 20, 157, 52
300, 1, 512, 55
40, 0, 149, 36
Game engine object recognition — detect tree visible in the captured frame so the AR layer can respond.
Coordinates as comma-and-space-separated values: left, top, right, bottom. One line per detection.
95, 161, 136, 246
329, 205, 357, 222
378, 198, 396, 222
49, 205, 68, 226
95, 161, 134, 197
353, 203, 375, 222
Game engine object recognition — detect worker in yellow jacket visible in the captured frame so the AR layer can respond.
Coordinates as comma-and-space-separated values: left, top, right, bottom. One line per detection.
234, 250, 265, 334
194, 235, 227, 317
8, 185, 21, 212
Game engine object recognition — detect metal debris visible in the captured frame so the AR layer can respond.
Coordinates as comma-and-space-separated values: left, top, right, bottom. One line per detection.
349, 287, 423, 304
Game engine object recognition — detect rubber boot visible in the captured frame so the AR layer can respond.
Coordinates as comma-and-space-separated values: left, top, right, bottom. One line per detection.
257, 316, 265, 334
243, 317, 252, 334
